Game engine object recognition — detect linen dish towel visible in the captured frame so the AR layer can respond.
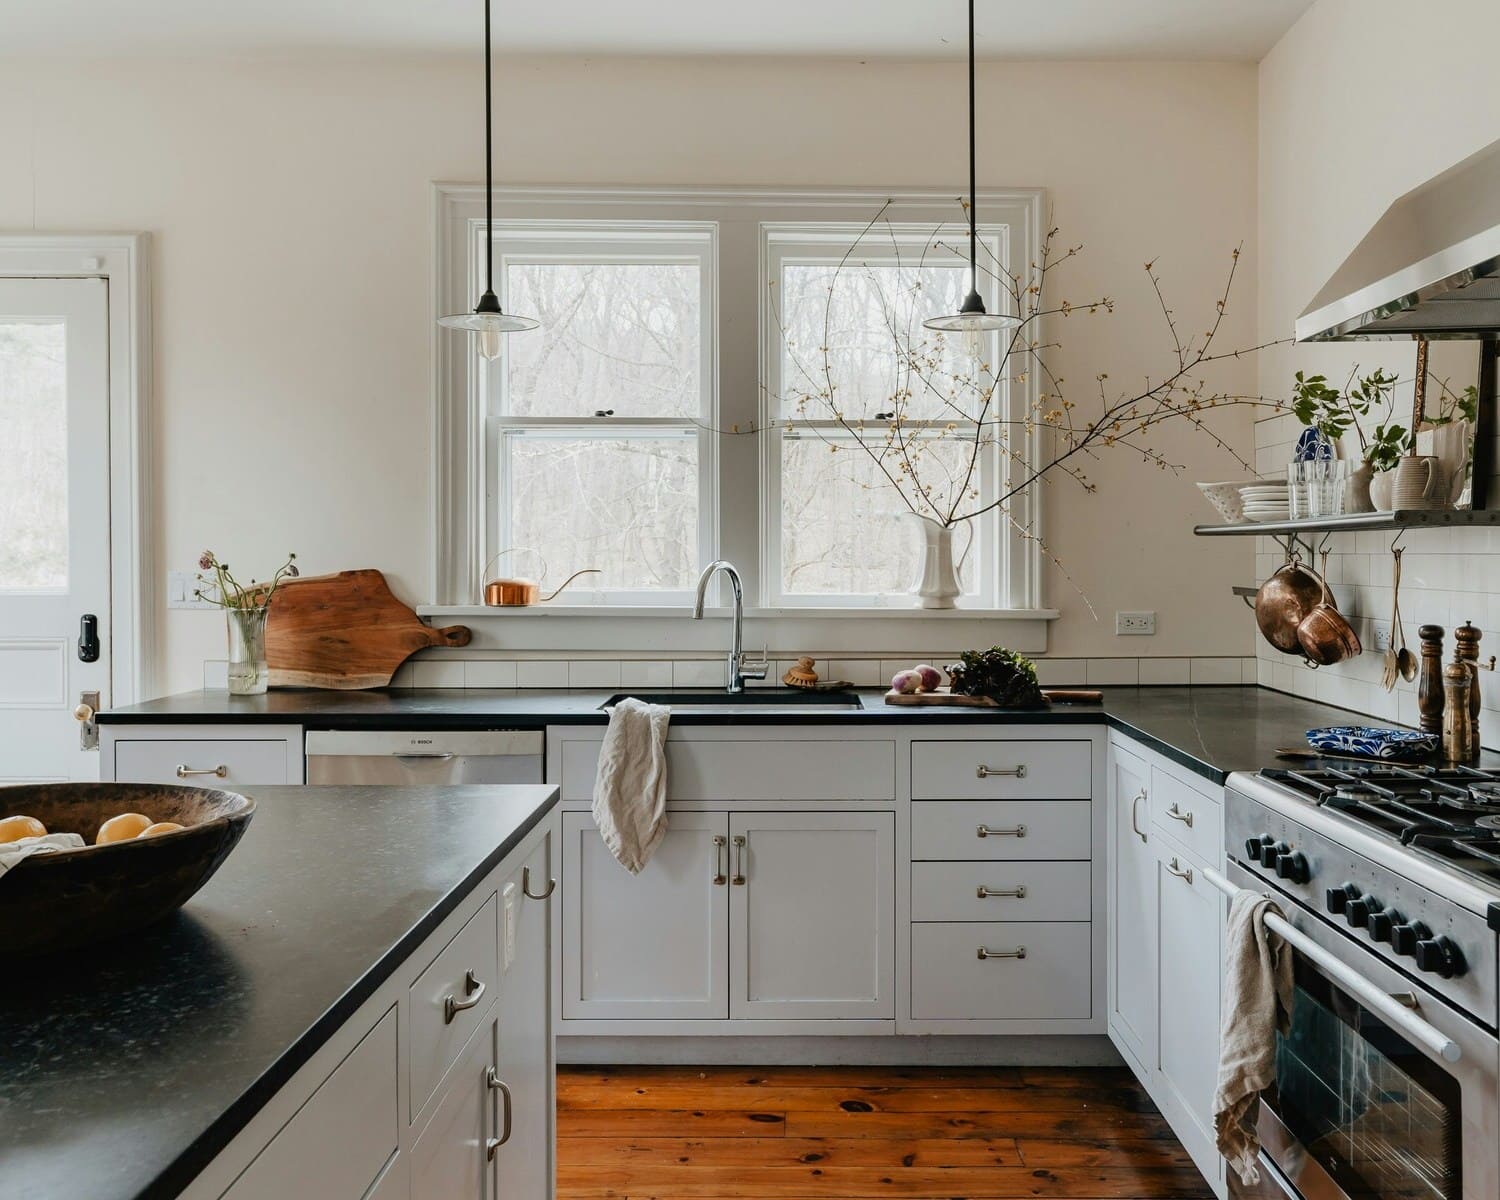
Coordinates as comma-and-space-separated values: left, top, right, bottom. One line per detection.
1213, 888, 1295, 1185
592, 697, 671, 874
0, 833, 87, 879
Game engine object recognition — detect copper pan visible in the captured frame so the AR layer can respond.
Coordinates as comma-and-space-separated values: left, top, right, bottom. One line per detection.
1254, 556, 1323, 655
1297, 565, 1362, 667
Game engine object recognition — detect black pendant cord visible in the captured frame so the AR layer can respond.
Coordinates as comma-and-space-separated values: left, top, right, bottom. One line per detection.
967, 0, 977, 298
483, 0, 495, 301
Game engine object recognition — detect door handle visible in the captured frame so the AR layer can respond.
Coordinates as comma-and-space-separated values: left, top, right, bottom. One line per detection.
977, 824, 1026, 839
1165, 857, 1194, 884
977, 884, 1027, 899
1130, 789, 1148, 844
712, 835, 727, 886
77, 614, 100, 663
485, 1067, 513, 1160
522, 866, 556, 900
731, 835, 746, 886
1164, 803, 1194, 828
977, 946, 1027, 960
976, 763, 1026, 779
443, 969, 486, 1022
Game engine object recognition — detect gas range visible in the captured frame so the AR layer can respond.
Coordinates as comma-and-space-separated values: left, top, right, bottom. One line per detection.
1226, 765, 1500, 1028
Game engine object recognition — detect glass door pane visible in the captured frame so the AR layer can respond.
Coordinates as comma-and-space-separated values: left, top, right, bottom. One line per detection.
0, 320, 68, 590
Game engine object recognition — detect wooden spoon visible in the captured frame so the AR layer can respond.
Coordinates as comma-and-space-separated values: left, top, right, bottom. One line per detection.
1382, 549, 1403, 691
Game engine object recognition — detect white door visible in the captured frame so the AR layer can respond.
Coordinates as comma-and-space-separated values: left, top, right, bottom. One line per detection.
729, 810, 895, 1020
495, 834, 554, 1200
1107, 744, 1157, 1073
0, 277, 111, 782
561, 811, 730, 1020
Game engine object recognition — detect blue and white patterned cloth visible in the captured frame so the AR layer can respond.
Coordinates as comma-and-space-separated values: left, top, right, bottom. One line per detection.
1306, 726, 1439, 761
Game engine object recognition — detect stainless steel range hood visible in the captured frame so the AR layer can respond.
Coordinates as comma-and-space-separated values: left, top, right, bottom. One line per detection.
1297, 137, 1500, 341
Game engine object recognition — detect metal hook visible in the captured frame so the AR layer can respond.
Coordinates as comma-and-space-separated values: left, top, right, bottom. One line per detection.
1390, 527, 1408, 554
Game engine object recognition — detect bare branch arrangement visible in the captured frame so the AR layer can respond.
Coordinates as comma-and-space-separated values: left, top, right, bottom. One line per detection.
767, 201, 1288, 538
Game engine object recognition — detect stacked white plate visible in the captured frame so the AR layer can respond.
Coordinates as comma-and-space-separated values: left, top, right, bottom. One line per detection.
1238, 482, 1291, 522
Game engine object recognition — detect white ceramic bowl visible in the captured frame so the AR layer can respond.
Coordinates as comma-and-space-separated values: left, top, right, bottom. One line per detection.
1196, 480, 1262, 524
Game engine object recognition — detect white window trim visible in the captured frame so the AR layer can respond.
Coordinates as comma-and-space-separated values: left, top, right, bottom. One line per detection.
431, 185, 1055, 652
0, 233, 153, 705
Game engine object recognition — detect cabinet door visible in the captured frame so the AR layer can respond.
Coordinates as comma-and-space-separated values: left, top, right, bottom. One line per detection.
729, 811, 895, 1020
409, 1013, 496, 1200
1154, 845, 1224, 1184
561, 811, 730, 1020
494, 833, 554, 1200
1107, 745, 1157, 1073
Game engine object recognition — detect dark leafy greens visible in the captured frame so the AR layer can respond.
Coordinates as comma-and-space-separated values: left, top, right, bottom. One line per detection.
946, 647, 1047, 709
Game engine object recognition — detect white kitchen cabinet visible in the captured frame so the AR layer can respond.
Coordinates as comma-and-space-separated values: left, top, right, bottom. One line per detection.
561, 810, 730, 1020
729, 811, 895, 1020
1154, 839, 1225, 1194
104, 724, 304, 785
1106, 741, 1156, 1075
409, 1014, 497, 1200
494, 835, 555, 1200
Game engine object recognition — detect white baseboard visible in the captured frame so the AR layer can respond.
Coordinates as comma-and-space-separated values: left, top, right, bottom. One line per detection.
557, 1034, 1123, 1067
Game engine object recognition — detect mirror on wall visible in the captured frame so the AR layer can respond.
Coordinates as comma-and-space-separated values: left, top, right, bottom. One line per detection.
1419, 340, 1493, 510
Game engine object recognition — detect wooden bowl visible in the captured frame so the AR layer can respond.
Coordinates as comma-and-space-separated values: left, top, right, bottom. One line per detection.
0, 783, 254, 956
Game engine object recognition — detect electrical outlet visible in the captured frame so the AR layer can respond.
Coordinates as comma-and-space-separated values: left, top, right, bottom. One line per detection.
1372, 622, 1392, 653
167, 570, 218, 610
1115, 611, 1156, 636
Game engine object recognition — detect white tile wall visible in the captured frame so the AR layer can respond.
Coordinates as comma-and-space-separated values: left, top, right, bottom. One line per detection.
1254, 407, 1500, 747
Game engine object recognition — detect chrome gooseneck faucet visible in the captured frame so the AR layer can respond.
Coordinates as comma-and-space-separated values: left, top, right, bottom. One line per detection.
692, 561, 768, 694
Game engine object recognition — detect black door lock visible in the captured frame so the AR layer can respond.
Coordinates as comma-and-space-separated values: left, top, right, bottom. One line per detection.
77, 614, 100, 663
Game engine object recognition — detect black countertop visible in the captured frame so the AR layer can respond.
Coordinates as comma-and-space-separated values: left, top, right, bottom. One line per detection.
0, 784, 559, 1200
98, 683, 1435, 784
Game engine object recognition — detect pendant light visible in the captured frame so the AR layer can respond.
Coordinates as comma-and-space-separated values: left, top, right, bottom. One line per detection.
438, 0, 538, 359
924, 0, 1017, 344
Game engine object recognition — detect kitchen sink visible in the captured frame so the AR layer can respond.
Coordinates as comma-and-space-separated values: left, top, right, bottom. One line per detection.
601, 690, 864, 714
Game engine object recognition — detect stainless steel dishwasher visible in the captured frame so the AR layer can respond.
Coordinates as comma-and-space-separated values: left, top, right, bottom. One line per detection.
304, 729, 544, 785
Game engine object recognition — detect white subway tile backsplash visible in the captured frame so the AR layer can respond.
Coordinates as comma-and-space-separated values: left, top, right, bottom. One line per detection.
568, 660, 623, 689
1087, 659, 1139, 686
516, 660, 568, 688
411, 659, 467, 688
1034, 658, 1087, 686
620, 661, 673, 689
464, 660, 518, 688
1190, 657, 1242, 685
826, 659, 882, 687
673, 660, 726, 688
1138, 658, 1190, 685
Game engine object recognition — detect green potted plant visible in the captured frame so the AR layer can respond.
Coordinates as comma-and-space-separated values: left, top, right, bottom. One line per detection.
1292, 368, 1403, 511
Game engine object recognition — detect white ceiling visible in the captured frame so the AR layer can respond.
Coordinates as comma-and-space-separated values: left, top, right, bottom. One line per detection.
0, 0, 1315, 60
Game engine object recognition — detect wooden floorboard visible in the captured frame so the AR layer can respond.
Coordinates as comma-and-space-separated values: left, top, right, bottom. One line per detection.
557, 1064, 1214, 1199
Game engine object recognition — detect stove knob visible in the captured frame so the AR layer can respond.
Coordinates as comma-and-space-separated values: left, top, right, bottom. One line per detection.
1262, 841, 1291, 871
1275, 852, 1310, 884
1244, 837, 1265, 863
1368, 908, 1403, 942
1346, 896, 1378, 928
1391, 921, 1430, 957
1324, 883, 1359, 914
1414, 935, 1467, 979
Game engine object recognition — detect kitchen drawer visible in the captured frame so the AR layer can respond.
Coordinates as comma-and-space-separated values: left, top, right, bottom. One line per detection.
911, 921, 1092, 1020
911, 800, 1091, 861
113, 737, 294, 786
223, 1006, 397, 1200
1148, 765, 1223, 865
911, 739, 1091, 801
409, 894, 499, 1124
557, 737, 895, 802
911, 860, 1092, 922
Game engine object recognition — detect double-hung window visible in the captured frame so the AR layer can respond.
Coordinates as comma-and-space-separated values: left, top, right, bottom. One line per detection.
483, 226, 715, 604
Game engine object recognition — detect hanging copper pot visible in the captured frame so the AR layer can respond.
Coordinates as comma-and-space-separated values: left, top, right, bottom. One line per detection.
1254, 556, 1324, 655
1297, 566, 1362, 667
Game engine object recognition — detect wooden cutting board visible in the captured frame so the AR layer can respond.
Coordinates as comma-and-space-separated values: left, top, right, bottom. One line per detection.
265, 569, 471, 689
881, 688, 1104, 707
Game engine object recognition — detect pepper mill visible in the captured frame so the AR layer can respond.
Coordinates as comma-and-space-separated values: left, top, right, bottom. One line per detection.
1443, 658, 1477, 764
1418, 624, 1446, 735
1454, 621, 1495, 751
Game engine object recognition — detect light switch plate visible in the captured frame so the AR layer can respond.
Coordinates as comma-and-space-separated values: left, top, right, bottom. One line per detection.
167, 570, 218, 610
1115, 611, 1156, 636
502, 882, 518, 971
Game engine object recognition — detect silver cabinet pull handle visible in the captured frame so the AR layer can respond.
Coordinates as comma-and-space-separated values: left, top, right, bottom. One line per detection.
1165, 803, 1194, 828
731, 835, 746, 886
522, 866, 556, 901
977, 824, 1026, 839
977, 946, 1027, 960
442, 969, 486, 1023
175, 764, 227, 778
1166, 857, 1194, 884
977, 884, 1027, 899
976, 764, 1027, 779
485, 1067, 513, 1160
394, 752, 456, 763
1130, 789, 1148, 844
712, 835, 727, 886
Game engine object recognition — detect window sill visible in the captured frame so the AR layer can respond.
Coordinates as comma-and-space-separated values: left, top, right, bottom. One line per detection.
417, 605, 1062, 620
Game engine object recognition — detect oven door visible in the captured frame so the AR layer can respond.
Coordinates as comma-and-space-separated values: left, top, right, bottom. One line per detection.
1226, 863, 1499, 1200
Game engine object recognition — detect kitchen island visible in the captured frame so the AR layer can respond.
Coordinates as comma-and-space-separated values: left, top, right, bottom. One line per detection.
0, 783, 559, 1200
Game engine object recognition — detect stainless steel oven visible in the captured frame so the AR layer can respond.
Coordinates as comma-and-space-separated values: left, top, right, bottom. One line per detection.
1224, 858, 1499, 1200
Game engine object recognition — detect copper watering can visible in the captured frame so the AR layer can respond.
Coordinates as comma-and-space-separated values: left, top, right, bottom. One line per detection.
482, 549, 602, 607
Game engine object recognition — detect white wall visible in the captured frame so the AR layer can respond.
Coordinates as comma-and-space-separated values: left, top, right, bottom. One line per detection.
0, 54, 1259, 695
1256, 0, 1500, 740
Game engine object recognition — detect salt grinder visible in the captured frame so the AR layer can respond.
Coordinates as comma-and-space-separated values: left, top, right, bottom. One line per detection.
1455, 621, 1495, 751
1418, 624, 1446, 735
1443, 658, 1477, 763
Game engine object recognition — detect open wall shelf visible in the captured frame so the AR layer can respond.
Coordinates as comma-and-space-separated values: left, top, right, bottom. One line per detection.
1194, 509, 1500, 536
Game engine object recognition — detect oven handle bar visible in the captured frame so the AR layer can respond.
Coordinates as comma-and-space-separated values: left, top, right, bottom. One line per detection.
1202, 866, 1462, 1064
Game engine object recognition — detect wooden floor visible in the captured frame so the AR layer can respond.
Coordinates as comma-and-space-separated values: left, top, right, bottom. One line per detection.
557, 1064, 1213, 1199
